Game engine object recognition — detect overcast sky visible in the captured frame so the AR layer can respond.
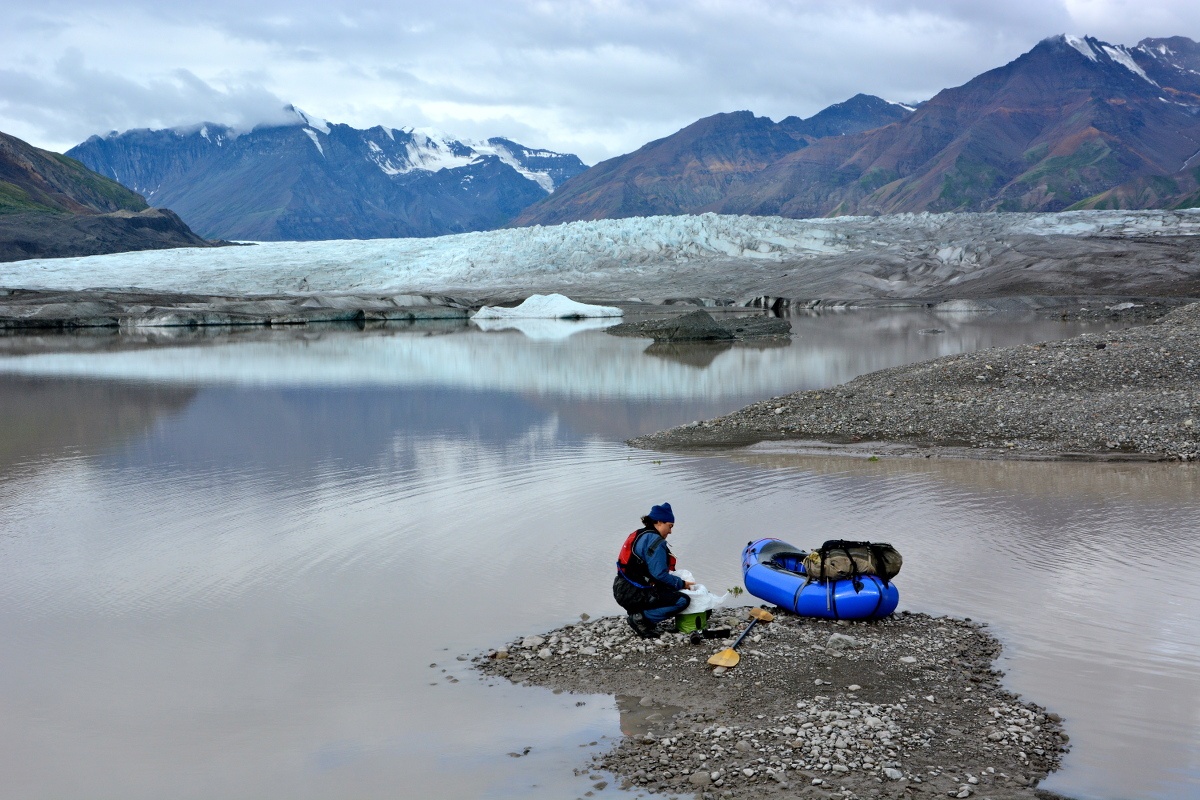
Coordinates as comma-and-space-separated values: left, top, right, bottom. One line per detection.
3, 0, 1199, 164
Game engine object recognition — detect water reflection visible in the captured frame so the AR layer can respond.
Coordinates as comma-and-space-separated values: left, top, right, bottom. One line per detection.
0, 375, 195, 479
0, 310, 1129, 399
704, 450, 1200, 800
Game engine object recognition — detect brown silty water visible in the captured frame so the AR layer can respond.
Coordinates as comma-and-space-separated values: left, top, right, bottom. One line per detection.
0, 311, 1195, 799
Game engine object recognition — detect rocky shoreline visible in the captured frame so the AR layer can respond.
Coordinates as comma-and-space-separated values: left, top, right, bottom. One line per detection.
477, 610, 1071, 800
0, 288, 469, 330
630, 302, 1200, 462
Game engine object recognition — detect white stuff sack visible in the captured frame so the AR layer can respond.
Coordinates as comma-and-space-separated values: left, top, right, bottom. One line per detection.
671, 570, 729, 614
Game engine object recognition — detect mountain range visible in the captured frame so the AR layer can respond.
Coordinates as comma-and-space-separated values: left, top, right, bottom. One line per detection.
67, 108, 588, 241
515, 34, 1200, 224
509, 94, 912, 225
0, 130, 213, 262
54, 33, 1200, 247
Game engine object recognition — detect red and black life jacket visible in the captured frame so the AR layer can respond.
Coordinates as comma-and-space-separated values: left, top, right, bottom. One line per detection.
616, 528, 676, 588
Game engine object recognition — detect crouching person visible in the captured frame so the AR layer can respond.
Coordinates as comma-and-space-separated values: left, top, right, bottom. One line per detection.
613, 502, 695, 639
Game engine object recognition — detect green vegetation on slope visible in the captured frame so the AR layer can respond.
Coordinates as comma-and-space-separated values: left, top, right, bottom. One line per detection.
0, 181, 63, 215
1017, 138, 1124, 205
46, 152, 148, 212
935, 156, 1005, 211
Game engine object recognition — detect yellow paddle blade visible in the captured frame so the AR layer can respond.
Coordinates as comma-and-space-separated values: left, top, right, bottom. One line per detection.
748, 607, 774, 623
707, 648, 740, 668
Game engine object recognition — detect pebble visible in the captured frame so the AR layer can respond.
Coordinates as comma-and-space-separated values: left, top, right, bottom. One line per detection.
630, 302, 1200, 461
476, 610, 1067, 800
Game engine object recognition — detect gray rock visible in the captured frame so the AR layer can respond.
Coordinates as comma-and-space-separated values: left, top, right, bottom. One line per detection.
608, 309, 735, 341
826, 632, 860, 650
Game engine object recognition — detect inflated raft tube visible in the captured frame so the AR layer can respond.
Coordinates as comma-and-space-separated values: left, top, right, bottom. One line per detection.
741, 538, 899, 620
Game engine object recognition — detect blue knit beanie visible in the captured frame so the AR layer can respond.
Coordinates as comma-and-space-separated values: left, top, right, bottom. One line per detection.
647, 502, 674, 523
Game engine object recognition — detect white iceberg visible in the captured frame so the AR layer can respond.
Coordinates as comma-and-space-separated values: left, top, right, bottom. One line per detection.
470, 293, 623, 320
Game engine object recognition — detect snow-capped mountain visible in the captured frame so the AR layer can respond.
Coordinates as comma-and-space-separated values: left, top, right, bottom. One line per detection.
517, 35, 1200, 224
66, 106, 588, 241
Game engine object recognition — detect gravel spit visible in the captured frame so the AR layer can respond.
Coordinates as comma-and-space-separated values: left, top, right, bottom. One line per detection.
630, 302, 1200, 462
477, 610, 1071, 800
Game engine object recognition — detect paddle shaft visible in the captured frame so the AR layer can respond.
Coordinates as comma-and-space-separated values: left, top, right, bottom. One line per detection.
727, 616, 760, 652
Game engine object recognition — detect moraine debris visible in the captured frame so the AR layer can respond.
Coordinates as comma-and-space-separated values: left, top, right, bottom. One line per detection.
476, 610, 1069, 800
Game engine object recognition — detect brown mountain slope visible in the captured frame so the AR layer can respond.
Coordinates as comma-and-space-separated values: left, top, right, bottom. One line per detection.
0, 130, 218, 263
1, 130, 149, 215
517, 35, 1200, 225
511, 111, 808, 225
716, 35, 1200, 217
1069, 38, 1200, 211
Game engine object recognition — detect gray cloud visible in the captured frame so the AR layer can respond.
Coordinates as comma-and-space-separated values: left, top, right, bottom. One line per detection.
3, 1, 1199, 162
0, 50, 294, 147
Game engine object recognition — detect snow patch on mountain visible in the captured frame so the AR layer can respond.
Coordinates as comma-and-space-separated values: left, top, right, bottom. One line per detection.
1059, 35, 1159, 86
398, 129, 474, 174
484, 141, 556, 192
1063, 34, 1098, 62
303, 129, 325, 157
390, 130, 562, 191
292, 107, 330, 135
1100, 44, 1157, 85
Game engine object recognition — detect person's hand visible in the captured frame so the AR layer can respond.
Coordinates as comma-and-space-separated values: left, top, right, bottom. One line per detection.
684, 580, 696, 589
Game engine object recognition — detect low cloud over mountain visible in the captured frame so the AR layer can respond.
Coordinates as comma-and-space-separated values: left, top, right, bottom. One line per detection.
68, 107, 588, 241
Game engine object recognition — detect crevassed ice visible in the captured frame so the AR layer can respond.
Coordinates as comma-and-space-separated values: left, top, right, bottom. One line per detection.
4, 210, 1200, 296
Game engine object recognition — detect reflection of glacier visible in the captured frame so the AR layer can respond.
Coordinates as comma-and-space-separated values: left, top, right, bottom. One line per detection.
0, 313, 1124, 400
4, 210, 1199, 295
0, 330, 820, 400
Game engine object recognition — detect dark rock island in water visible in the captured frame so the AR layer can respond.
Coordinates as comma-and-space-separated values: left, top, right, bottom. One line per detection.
478, 610, 1070, 800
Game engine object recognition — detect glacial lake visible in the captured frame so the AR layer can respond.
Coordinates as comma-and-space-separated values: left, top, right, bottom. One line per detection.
1, 309, 1197, 800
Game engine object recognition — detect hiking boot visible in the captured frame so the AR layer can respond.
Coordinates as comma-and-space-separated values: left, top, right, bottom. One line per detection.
626, 612, 660, 639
